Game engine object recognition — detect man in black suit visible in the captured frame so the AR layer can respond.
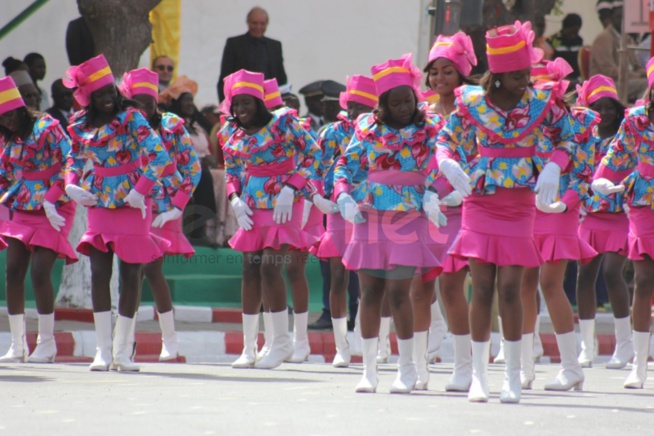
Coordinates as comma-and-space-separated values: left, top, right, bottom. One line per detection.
65, 1, 95, 66
46, 79, 74, 133
217, 7, 287, 102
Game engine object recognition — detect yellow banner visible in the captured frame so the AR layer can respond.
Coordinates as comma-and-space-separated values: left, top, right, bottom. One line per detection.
149, 0, 181, 80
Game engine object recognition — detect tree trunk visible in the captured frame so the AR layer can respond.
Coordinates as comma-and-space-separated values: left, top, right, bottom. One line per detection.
78, 0, 162, 77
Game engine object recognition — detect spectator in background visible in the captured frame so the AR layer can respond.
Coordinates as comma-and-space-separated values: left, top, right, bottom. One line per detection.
2, 57, 28, 76
320, 80, 346, 132
217, 6, 287, 102
298, 80, 325, 131
23, 53, 50, 111
203, 104, 225, 168
65, 1, 95, 66
46, 79, 74, 132
533, 15, 554, 61
547, 14, 583, 79
596, 0, 614, 28
637, 34, 651, 69
152, 55, 174, 92
9, 70, 40, 110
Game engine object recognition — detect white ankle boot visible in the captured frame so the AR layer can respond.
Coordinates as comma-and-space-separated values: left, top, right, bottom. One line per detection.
288, 312, 310, 363
332, 317, 351, 368
255, 309, 293, 369
533, 314, 543, 361
377, 317, 391, 363
390, 338, 417, 393
89, 311, 113, 371
624, 331, 650, 389
520, 333, 535, 389
500, 339, 522, 403
257, 311, 272, 360
232, 313, 259, 368
445, 334, 472, 392
427, 301, 446, 362
414, 331, 429, 390
578, 319, 595, 368
356, 338, 379, 393
0, 314, 28, 363
158, 310, 179, 361
112, 315, 140, 372
28, 313, 57, 363
469, 341, 490, 402
607, 316, 634, 369
545, 332, 584, 391
494, 317, 505, 364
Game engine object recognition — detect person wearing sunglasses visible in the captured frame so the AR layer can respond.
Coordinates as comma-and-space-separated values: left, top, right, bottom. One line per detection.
152, 55, 175, 92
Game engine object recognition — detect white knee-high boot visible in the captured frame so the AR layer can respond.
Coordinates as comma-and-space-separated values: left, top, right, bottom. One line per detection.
390, 337, 417, 393
89, 311, 113, 371
520, 333, 535, 389
578, 318, 595, 368
257, 311, 273, 360
624, 331, 650, 389
158, 310, 179, 361
445, 333, 472, 392
0, 314, 28, 363
500, 339, 522, 403
332, 317, 351, 367
28, 313, 57, 363
428, 301, 446, 361
254, 309, 293, 369
112, 315, 140, 372
413, 331, 429, 390
377, 317, 391, 363
232, 313, 259, 368
356, 338, 379, 393
288, 312, 310, 363
607, 316, 634, 369
468, 341, 490, 402
544, 332, 584, 391
494, 317, 505, 364
533, 314, 543, 361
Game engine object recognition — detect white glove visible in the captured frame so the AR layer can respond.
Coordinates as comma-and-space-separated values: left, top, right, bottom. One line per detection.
439, 158, 472, 196
336, 193, 365, 224
312, 194, 338, 214
42, 200, 66, 232
535, 197, 567, 214
423, 191, 448, 228
534, 162, 561, 206
124, 189, 147, 219
152, 207, 183, 228
441, 190, 463, 207
591, 178, 625, 196
301, 200, 312, 229
273, 186, 295, 224
230, 195, 253, 231
65, 184, 97, 207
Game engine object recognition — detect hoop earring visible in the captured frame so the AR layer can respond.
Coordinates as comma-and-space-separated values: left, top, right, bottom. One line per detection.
494, 80, 501, 89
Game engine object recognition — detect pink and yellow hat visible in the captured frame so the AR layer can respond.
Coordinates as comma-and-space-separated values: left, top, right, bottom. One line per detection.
0, 76, 26, 115
339, 75, 378, 110
63, 54, 115, 107
118, 68, 159, 102
576, 74, 619, 107
530, 58, 573, 99
263, 78, 283, 109
427, 31, 477, 77
647, 57, 654, 89
370, 53, 422, 98
486, 21, 543, 74
220, 69, 265, 114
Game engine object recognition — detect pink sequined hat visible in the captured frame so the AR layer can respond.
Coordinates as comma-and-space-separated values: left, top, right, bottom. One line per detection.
370, 53, 422, 98
339, 75, 378, 110
0, 76, 25, 115
62, 54, 115, 107
486, 21, 543, 74
263, 78, 283, 109
647, 57, 654, 89
119, 68, 159, 101
427, 31, 477, 77
576, 74, 619, 107
220, 69, 265, 114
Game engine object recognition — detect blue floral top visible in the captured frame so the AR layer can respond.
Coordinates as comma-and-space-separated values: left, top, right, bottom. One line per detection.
585, 135, 625, 213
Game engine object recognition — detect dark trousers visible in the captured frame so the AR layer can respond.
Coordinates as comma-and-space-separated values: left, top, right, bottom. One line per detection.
319, 259, 360, 319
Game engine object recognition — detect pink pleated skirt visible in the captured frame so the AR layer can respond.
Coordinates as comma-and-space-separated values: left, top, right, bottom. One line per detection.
420, 206, 467, 282
341, 208, 446, 273
0, 201, 77, 264
627, 206, 654, 261
229, 201, 311, 252
534, 205, 597, 264
578, 212, 628, 256
150, 215, 195, 258
310, 212, 353, 259
78, 200, 169, 264
294, 204, 323, 252
449, 187, 542, 267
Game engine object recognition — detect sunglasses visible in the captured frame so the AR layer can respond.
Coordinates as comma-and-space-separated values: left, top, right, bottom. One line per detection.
155, 65, 174, 72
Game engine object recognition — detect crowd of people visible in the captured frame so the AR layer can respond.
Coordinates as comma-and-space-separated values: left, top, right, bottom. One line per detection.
0, 1, 653, 403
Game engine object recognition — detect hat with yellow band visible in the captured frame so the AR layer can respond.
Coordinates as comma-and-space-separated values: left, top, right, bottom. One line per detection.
263, 78, 283, 109
575, 74, 618, 107
62, 54, 115, 107
371, 53, 423, 99
339, 75, 377, 110
220, 69, 265, 115
486, 21, 543, 74
119, 68, 159, 101
0, 76, 26, 115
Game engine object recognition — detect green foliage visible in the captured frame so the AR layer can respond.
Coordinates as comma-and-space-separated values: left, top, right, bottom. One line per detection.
551, 0, 564, 16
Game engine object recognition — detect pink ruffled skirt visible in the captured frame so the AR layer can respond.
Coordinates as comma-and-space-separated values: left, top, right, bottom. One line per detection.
534, 205, 597, 264
78, 200, 169, 264
450, 188, 542, 267
310, 212, 353, 259
0, 202, 77, 264
229, 201, 311, 252
293, 204, 323, 252
150, 215, 194, 258
420, 206, 467, 282
627, 206, 654, 261
579, 212, 628, 256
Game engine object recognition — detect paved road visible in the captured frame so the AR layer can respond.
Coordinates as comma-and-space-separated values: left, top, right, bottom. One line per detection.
1, 361, 652, 435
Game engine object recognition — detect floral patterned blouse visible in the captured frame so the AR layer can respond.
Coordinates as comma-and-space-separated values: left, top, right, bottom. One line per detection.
585, 135, 625, 213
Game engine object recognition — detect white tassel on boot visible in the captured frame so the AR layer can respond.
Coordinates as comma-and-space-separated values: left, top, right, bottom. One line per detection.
577, 318, 595, 368
89, 311, 113, 371
427, 301, 446, 362
356, 338, 379, 393
500, 339, 522, 403
158, 310, 179, 361
606, 316, 634, 369
390, 338, 417, 394
469, 341, 490, 402
332, 317, 351, 368
28, 313, 57, 363
520, 333, 535, 389
257, 311, 272, 360
0, 314, 28, 363
445, 334, 472, 392
288, 312, 310, 363
254, 309, 293, 369
494, 317, 505, 364
377, 317, 391, 363
414, 331, 429, 390
544, 332, 584, 391
232, 313, 260, 368
533, 314, 543, 362
624, 331, 650, 389
112, 315, 140, 372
